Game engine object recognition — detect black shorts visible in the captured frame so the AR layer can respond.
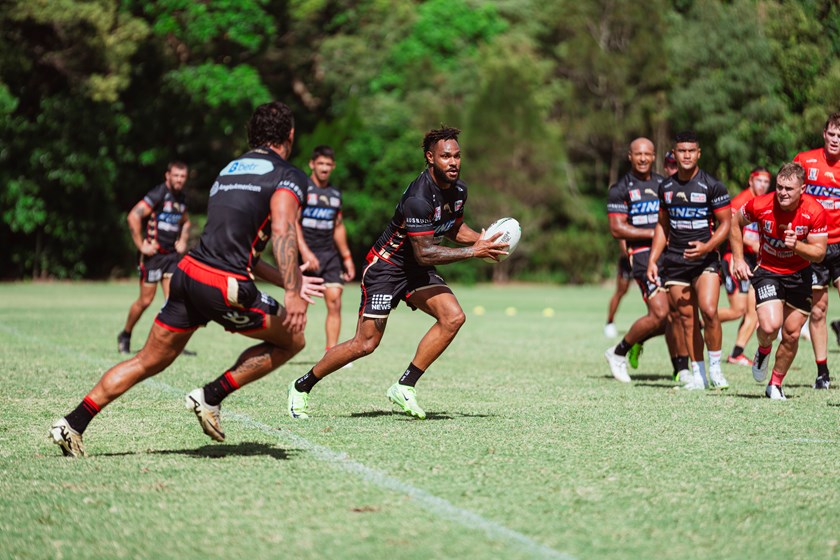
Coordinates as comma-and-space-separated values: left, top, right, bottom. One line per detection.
722, 252, 755, 295
752, 266, 812, 314
139, 252, 181, 284
617, 256, 632, 280
156, 256, 280, 333
359, 253, 449, 318
304, 250, 344, 288
811, 242, 840, 288
629, 250, 662, 301
661, 250, 721, 287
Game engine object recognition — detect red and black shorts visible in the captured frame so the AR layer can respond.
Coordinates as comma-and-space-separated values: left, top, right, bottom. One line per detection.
721, 252, 755, 295
752, 266, 812, 314
811, 242, 840, 288
617, 255, 632, 281
628, 249, 662, 302
661, 250, 721, 287
303, 249, 345, 288
358, 252, 449, 318
155, 256, 280, 333
139, 251, 181, 284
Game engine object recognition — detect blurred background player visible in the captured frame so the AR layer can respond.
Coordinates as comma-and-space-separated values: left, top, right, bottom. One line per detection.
720, 167, 771, 365
117, 162, 190, 355
604, 245, 631, 338
663, 150, 678, 176
730, 163, 826, 399
296, 145, 356, 356
795, 112, 840, 390
648, 131, 732, 390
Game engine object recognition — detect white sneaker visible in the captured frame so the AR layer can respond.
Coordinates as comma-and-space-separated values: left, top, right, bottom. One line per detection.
185, 388, 225, 442
678, 367, 705, 390
49, 418, 85, 457
287, 380, 310, 419
752, 349, 770, 382
709, 366, 729, 389
341, 362, 354, 369
676, 369, 692, 384
765, 384, 787, 400
604, 347, 631, 383
604, 323, 618, 338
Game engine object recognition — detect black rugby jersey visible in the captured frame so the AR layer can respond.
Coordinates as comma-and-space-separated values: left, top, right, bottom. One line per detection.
141, 183, 187, 253
606, 171, 664, 253
190, 148, 306, 277
658, 169, 730, 256
300, 179, 342, 253
370, 169, 467, 268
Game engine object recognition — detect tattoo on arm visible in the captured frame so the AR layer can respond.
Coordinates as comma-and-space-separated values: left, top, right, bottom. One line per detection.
412, 235, 475, 266
274, 217, 301, 291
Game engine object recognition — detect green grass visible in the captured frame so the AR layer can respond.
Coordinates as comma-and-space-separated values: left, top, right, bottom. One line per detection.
2, 281, 840, 559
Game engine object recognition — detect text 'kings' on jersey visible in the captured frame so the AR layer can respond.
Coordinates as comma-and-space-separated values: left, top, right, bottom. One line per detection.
606, 171, 664, 253
658, 169, 731, 255
190, 148, 306, 278
300, 179, 342, 253
794, 148, 840, 244
370, 169, 467, 268
141, 183, 187, 253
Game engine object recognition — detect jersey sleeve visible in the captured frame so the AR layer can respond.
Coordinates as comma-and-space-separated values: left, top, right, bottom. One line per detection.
142, 184, 166, 210
606, 184, 627, 215
811, 203, 828, 236
403, 195, 435, 236
276, 168, 307, 207
741, 197, 757, 223
710, 180, 731, 210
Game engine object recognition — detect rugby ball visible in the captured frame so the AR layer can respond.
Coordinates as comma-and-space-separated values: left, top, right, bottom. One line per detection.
481, 217, 521, 263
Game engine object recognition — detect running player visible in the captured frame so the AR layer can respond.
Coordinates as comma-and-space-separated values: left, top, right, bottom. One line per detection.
297, 145, 356, 352
287, 127, 509, 420
721, 167, 771, 365
604, 247, 632, 338
604, 137, 689, 383
48, 101, 325, 457
794, 112, 840, 390
647, 131, 732, 390
117, 162, 190, 354
730, 163, 827, 399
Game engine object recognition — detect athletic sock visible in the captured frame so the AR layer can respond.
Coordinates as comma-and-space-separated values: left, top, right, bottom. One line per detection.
731, 345, 744, 359
64, 396, 101, 434
398, 363, 425, 387
203, 372, 239, 406
817, 359, 830, 378
294, 369, 321, 393
756, 344, 772, 368
672, 356, 689, 375
708, 350, 722, 370
120, 330, 131, 338
770, 369, 787, 386
614, 338, 633, 357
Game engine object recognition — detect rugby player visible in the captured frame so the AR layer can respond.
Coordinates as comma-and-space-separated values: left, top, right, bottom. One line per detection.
296, 145, 356, 353
604, 137, 689, 383
794, 112, 840, 390
730, 163, 827, 399
117, 162, 190, 354
663, 150, 678, 176
647, 131, 732, 390
603, 247, 631, 339
48, 101, 325, 456
287, 127, 508, 420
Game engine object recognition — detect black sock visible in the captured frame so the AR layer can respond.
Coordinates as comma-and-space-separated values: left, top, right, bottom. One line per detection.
672, 356, 689, 373
614, 338, 633, 357
203, 372, 239, 406
731, 345, 744, 359
295, 369, 321, 393
120, 330, 131, 338
817, 360, 830, 378
64, 397, 100, 434
399, 363, 425, 387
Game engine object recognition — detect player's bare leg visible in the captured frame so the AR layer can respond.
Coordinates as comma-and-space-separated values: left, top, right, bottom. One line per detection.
119, 281, 158, 354
719, 292, 746, 322
729, 288, 758, 365
604, 289, 672, 382
669, 284, 706, 389
809, 287, 830, 388
324, 286, 343, 349
605, 272, 630, 337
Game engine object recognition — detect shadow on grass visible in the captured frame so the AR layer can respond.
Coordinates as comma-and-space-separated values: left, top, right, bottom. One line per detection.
633, 382, 678, 390
630, 374, 674, 381
347, 410, 493, 421
99, 442, 294, 460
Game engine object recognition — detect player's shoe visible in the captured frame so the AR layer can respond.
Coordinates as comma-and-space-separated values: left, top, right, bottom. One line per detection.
604, 347, 631, 383
708, 366, 729, 389
49, 418, 85, 457
752, 349, 770, 382
341, 361, 354, 369
117, 331, 131, 354
287, 380, 310, 419
814, 374, 831, 390
831, 320, 840, 346
765, 384, 787, 400
675, 369, 691, 383
604, 323, 618, 338
185, 388, 224, 442
727, 354, 752, 367
386, 383, 426, 419
627, 343, 643, 370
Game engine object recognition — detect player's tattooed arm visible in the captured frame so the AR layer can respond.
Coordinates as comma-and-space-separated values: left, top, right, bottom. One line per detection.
127, 200, 156, 254
410, 232, 506, 265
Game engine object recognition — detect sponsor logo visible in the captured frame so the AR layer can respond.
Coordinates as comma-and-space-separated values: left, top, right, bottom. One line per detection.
809, 168, 819, 181
434, 206, 441, 221
210, 182, 261, 196
629, 201, 659, 215
147, 269, 162, 283
435, 219, 456, 235
329, 196, 340, 207
712, 195, 729, 205
222, 311, 250, 325
795, 226, 808, 236
629, 189, 641, 202
221, 158, 274, 176
369, 293, 392, 311
690, 192, 706, 203
454, 200, 463, 211
406, 217, 430, 226
302, 207, 337, 220
698, 182, 709, 189
307, 193, 318, 205
764, 220, 773, 233
669, 207, 708, 218
757, 283, 777, 301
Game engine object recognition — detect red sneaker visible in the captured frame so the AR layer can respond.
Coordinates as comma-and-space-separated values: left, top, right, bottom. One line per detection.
727, 354, 752, 367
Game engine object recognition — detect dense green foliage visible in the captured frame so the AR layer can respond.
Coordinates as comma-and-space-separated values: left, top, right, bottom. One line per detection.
1, 0, 839, 280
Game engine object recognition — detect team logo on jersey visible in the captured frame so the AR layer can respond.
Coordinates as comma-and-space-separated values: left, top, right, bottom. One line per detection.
826, 171, 837, 182
676, 192, 688, 201
629, 189, 641, 201
690, 193, 706, 203
434, 206, 441, 220
809, 168, 819, 181
454, 200, 463, 212
664, 192, 673, 204
443, 203, 451, 214
644, 188, 657, 197
795, 226, 808, 236
307, 193, 318, 205
764, 220, 773, 233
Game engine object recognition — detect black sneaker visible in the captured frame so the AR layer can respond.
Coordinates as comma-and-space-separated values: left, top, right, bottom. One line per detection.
117, 331, 131, 354
814, 374, 831, 390
831, 320, 840, 346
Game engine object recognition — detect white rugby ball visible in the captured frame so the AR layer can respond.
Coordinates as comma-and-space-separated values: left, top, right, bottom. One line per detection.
481, 217, 521, 263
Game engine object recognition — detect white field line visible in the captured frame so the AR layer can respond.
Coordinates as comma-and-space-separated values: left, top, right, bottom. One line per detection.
2, 323, 574, 560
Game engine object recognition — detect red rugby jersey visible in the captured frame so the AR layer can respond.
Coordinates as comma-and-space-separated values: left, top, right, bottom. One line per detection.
793, 148, 840, 243
730, 188, 759, 255
741, 192, 827, 274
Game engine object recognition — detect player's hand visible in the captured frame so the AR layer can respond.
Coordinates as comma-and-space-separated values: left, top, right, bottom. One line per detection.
683, 240, 707, 260
732, 257, 753, 280
472, 229, 508, 261
302, 250, 320, 273
783, 222, 797, 249
140, 239, 159, 256
341, 256, 355, 282
283, 290, 309, 333
299, 262, 326, 304
646, 261, 659, 285
175, 239, 187, 254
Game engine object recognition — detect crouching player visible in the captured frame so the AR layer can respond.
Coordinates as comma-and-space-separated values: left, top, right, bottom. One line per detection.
730, 163, 827, 399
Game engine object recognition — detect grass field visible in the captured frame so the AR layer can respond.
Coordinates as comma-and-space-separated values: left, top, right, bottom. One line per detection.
2, 281, 839, 559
